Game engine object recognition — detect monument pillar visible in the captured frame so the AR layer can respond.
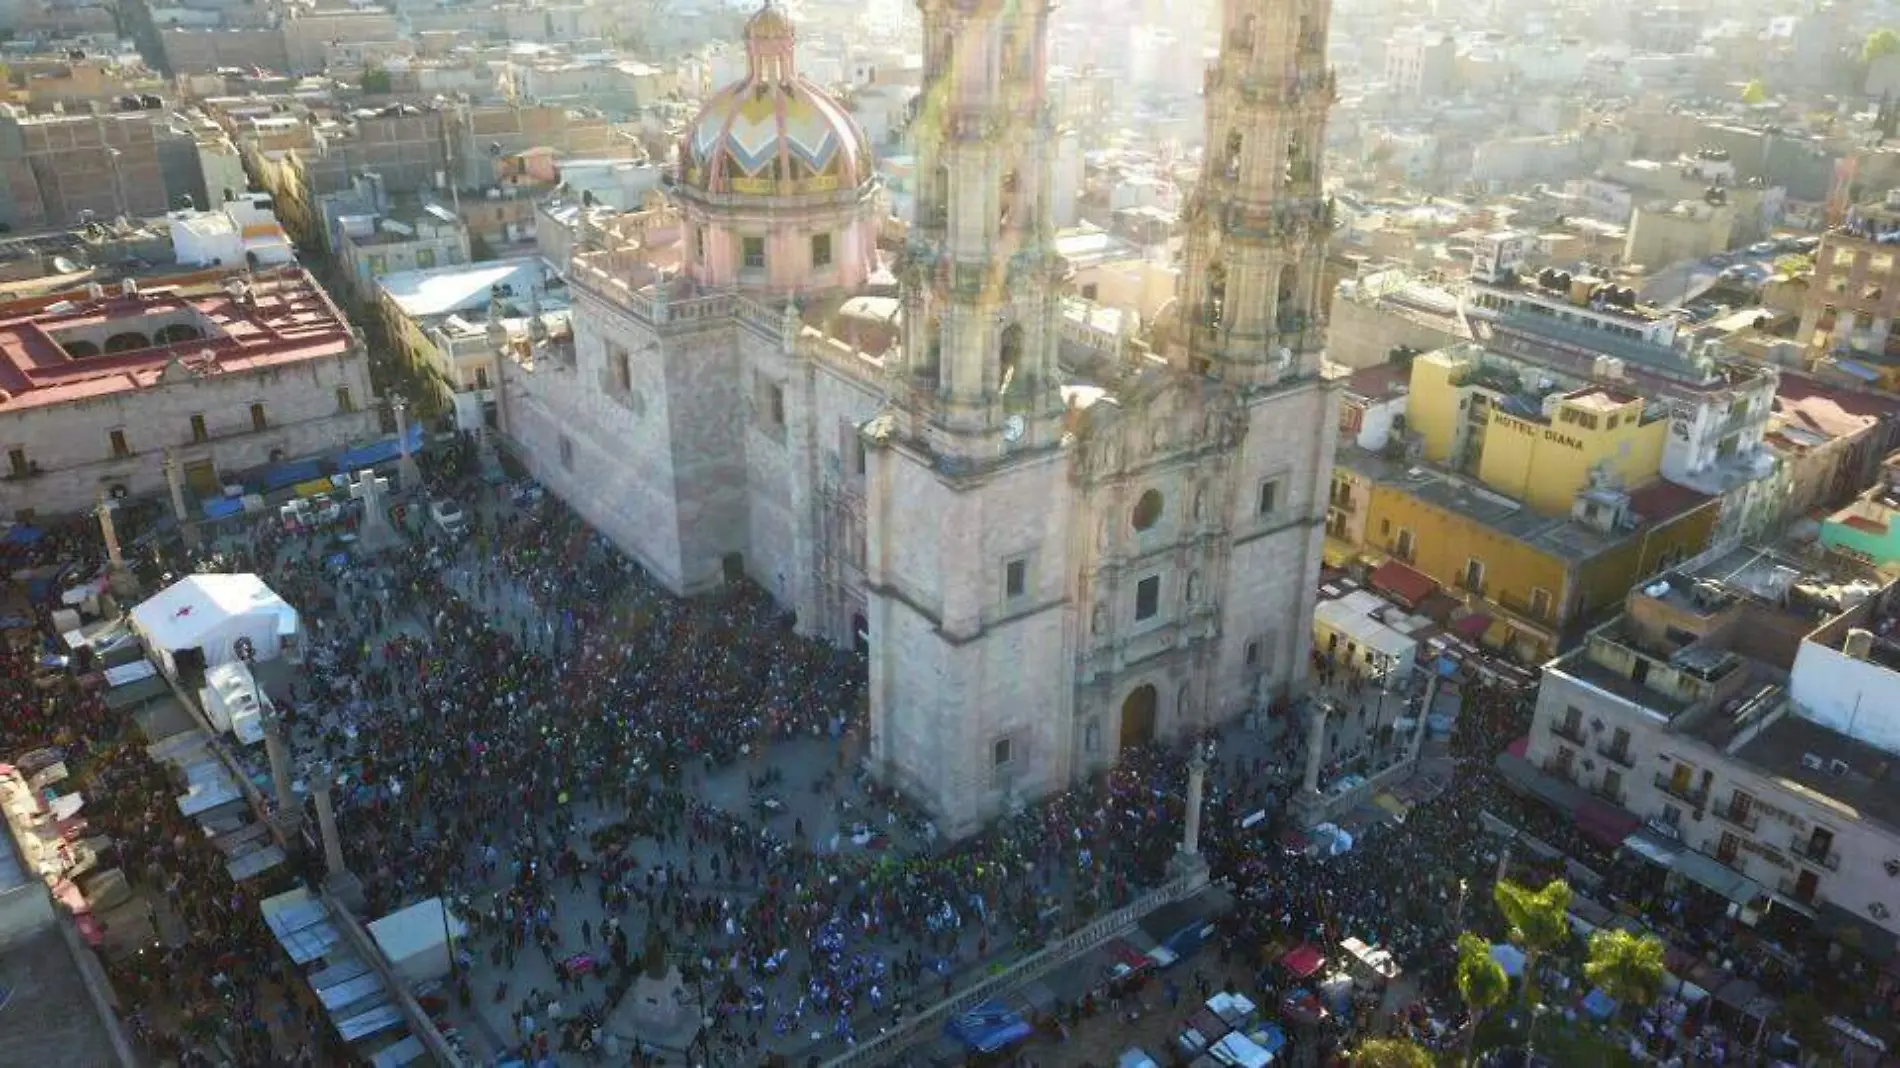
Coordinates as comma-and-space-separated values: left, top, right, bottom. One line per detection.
1172, 740, 1212, 881
96, 491, 137, 597
163, 448, 197, 545
309, 762, 364, 909
262, 707, 299, 830
1302, 702, 1329, 795
394, 397, 422, 490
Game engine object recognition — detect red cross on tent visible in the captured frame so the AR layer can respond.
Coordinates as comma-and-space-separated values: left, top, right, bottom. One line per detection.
173, 605, 193, 619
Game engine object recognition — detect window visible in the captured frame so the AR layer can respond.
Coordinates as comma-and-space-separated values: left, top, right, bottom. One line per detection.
693, 226, 707, 261
762, 382, 785, 428
1395, 527, 1415, 561
1873, 252, 1895, 275
250, 403, 267, 431
1135, 575, 1161, 621
336, 386, 355, 412
475, 367, 489, 390
190, 414, 208, 443
1461, 557, 1485, 594
611, 345, 631, 393
558, 434, 574, 471
416, 247, 436, 270
992, 736, 1012, 767
6, 449, 25, 477
1004, 558, 1028, 599
1530, 587, 1552, 621
743, 236, 766, 269
1132, 488, 1163, 531
1081, 283, 1099, 301
1257, 479, 1280, 517
1245, 640, 1260, 667
810, 232, 833, 268
109, 429, 129, 459
1084, 720, 1101, 753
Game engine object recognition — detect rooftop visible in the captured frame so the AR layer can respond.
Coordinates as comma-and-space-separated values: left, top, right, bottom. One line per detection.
376, 257, 557, 321
0, 266, 354, 411
1337, 447, 1712, 563
1734, 709, 1900, 834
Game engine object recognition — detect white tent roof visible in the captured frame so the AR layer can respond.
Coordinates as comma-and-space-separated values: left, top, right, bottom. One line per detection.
130, 574, 298, 653
1313, 596, 1417, 663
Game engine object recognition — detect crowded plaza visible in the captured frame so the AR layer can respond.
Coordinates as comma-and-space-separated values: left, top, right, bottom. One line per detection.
0, 430, 1889, 1068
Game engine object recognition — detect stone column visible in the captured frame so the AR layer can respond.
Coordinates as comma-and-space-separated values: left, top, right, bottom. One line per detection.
1180, 743, 1208, 859
1407, 671, 1440, 765
310, 762, 347, 878
394, 397, 422, 490
262, 707, 298, 822
96, 492, 123, 570
162, 448, 191, 526
1303, 701, 1329, 795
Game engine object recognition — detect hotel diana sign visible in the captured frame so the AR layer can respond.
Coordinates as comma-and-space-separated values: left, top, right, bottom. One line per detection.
1494, 412, 1585, 451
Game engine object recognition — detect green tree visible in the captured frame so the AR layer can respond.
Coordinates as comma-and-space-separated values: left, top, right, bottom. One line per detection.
1493, 878, 1572, 1006
1742, 79, 1770, 105
360, 64, 392, 95
1775, 253, 1814, 277
1583, 928, 1667, 1029
1457, 932, 1511, 1064
1777, 992, 1837, 1063
1865, 27, 1900, 65
1352, 1038, 1434, 1068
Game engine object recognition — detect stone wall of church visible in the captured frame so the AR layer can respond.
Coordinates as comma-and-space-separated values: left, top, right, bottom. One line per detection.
661, 323, 751, 594
866, 444, 1077, 837
1213, 378, 1340, 716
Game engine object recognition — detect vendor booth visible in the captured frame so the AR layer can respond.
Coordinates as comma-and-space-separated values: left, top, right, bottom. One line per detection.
129, 574, 300, 679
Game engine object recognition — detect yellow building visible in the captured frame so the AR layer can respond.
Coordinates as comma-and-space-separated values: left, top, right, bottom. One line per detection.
1476, 387, 1665, 515
1408, 345, 1668, 515
1342, 448, 1721, 662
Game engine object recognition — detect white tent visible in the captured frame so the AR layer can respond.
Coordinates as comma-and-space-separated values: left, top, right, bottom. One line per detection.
130, 574, 299, 677
368, 897, 467, 984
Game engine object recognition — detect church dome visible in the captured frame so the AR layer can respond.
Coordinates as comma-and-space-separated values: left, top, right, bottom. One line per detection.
678, 2, 871, 197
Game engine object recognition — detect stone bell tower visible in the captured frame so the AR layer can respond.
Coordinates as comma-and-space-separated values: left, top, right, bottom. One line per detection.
1170, 0, 1336, 385
863, 0, 1076, 837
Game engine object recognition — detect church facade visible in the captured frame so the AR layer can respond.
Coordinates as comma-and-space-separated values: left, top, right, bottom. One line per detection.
501, 0, 1340, 837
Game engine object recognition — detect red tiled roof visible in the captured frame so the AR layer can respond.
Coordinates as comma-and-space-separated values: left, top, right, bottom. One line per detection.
1345, 362, 1409, 401
0, 265, 353, 412
1626, 480, 1715, 525
1370, 560, 1437, 607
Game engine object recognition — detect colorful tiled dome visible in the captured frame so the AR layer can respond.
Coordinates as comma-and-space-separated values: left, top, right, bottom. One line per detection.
679, 3, 871, 197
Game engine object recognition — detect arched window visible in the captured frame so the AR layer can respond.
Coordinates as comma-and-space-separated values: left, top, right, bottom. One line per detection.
998, 322, 1023, 390
154, 323, 202, 345
1132, 488, 1163, 531
62, 340, 99, 358
103, 331, 150, 353
1205, 261, 1227, 328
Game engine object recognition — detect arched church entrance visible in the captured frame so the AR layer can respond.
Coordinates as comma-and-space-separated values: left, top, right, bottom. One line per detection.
1120, 684, 1158, 754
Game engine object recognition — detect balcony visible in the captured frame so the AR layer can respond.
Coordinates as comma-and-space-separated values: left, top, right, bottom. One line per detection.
1549, 720, 1587, 747
1594, 742, 1635, 769
1653, 773, 1709, 808
1789, 835, 1841, 872
1777, 875, 1825, 908
1710, 800, 1759, 833
1540, 758, 1577, 784
1589, 781, 1626, 807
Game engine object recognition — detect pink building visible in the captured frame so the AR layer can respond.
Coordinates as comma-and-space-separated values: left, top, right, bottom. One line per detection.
674, 5, 880, 295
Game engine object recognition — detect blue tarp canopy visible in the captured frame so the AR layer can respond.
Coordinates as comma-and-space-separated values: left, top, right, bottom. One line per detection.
202, 497, 245, 520
1582, 988, 1618, 1020
261, 459, 324, 492
337, 424, 424, 472
944, 1000, 1033, 1053
1256, 1024, 1289, 1056
4, 524, 44, 545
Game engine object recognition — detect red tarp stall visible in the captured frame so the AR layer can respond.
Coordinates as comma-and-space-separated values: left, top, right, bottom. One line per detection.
1281, 943, 1326, 979
1452, 613, 1492, 640
1369, 561, 1438, 608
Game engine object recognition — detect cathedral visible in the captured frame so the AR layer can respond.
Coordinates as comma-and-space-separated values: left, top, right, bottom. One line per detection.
500, 0, 1340, 837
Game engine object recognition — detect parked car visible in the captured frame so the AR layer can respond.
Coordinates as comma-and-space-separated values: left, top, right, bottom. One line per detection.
428, 499, 467, 538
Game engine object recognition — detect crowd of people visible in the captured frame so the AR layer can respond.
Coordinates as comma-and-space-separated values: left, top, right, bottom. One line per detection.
0, 430, 1868, 1068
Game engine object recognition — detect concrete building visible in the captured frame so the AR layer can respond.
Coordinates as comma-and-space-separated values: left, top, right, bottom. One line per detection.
444, 105, 634, 194
376, 256, 559, 419
1326, 269, 1469, 369
1625, 194, 1736, 272
337, 203, 470, 304
167, 192, 295, 269
1383, 27, 1455, 102
1520, 542, 1900, 955
1821, 452, 1900, 568
500, 0, 1337, 837
1798, 194, 1900, 372
0, 265, 376, 517
0, 108, 186, 233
